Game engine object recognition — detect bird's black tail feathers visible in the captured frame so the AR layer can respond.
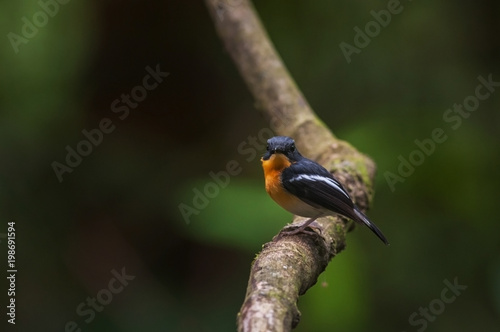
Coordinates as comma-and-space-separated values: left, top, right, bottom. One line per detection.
353, 207, 389, 245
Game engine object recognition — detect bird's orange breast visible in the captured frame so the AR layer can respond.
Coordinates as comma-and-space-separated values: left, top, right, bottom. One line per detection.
261, 153, 290, 193
261, 154, 297, 209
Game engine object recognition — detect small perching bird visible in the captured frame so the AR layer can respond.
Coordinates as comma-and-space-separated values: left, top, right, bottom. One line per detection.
261, 136, 389, 245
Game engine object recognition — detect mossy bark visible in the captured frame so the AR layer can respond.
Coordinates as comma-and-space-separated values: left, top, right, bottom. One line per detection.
205, 1, 376, 331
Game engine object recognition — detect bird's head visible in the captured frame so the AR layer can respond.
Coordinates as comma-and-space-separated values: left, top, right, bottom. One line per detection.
262, 136, 302, 162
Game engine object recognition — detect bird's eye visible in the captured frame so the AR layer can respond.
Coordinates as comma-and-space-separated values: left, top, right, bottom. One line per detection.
290, 144, 295, 152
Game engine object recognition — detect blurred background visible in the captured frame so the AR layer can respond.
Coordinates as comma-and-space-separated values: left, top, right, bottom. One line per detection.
1, 0, 499, 331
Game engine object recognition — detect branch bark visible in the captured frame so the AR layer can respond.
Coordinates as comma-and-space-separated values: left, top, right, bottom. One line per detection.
205, 1, 377, 331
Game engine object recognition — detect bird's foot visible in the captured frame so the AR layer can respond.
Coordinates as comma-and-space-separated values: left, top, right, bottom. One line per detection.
273, 219, 322, 241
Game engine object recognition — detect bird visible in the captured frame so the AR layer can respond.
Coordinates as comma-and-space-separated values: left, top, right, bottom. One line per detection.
261, 136, 389, 245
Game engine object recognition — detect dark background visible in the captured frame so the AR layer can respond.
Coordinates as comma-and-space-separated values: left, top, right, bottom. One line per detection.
1, 0, 499, 331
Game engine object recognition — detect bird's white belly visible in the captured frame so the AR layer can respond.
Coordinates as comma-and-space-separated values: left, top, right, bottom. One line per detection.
275, 192, 324, 218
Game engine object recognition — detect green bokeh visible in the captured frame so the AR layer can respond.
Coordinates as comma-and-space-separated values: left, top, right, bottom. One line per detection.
1, 0, 499, 331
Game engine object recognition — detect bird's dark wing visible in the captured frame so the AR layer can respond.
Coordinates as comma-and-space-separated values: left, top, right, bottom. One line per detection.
281, 159, 357, 220
282, 158, 389, 245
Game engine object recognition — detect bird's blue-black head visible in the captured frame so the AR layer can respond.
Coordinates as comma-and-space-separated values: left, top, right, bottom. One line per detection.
262, 136, 303, 162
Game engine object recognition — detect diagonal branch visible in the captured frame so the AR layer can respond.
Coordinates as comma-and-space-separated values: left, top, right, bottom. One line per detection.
205, 1, 376, 331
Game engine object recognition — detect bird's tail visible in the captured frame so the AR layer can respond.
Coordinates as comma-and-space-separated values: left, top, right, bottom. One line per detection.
353, 207, 389, 245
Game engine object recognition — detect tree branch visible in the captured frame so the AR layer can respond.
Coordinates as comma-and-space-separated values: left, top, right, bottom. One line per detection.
205, 1, 377, 331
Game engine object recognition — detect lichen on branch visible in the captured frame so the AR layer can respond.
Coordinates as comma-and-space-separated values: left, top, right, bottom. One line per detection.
205, 1, 377, 331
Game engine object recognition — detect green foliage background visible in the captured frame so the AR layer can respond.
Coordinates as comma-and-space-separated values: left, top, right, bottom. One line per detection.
1, 1, 499, 331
